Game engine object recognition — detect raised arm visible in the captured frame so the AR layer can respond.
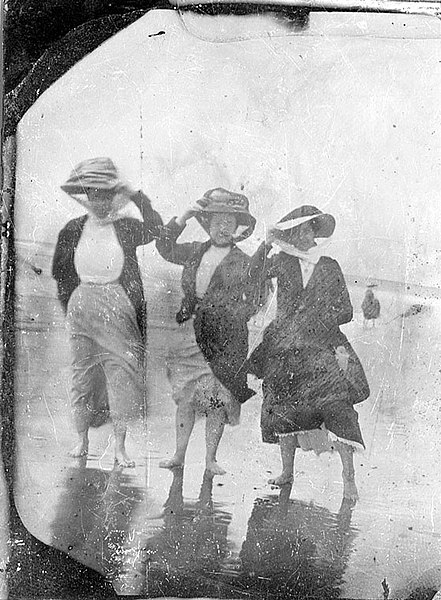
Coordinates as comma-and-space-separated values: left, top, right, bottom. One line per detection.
248, 238, 279, 284
156, 207, 200, 265
129, 190, 164, 246
239, 230, 280, 319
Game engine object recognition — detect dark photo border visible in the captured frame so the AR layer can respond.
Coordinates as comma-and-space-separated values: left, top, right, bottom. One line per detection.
2, 2, 441, 598
2, 7, 163, 598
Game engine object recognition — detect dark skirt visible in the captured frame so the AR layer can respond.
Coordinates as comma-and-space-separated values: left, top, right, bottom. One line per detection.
193, 305, 255, 404
257, 344, 365, 448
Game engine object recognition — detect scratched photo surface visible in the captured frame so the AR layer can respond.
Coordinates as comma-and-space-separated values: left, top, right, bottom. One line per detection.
13, 8, 441, 598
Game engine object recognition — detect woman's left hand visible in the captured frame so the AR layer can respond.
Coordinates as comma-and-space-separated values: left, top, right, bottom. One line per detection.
265, 226, 278, 246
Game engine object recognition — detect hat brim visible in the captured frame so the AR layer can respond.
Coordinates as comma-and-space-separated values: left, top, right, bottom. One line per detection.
61, 182, 120, 195
195, 209, 256, 241
277, 213, 335, 239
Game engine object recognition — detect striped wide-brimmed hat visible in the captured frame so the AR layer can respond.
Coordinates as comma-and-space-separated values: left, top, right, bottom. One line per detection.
61, 157, 121, 194
195, 187, 256, 241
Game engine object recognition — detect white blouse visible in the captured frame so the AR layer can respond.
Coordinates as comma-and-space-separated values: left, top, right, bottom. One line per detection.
299, 259, 315, 288
195, 245, 231, 298
74, 218, 124, 283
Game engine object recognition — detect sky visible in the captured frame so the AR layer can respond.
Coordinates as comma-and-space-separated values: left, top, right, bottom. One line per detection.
14, 8, 441, 288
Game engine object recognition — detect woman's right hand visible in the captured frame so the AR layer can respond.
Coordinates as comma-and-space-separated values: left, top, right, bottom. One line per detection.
116, 182, 137, 197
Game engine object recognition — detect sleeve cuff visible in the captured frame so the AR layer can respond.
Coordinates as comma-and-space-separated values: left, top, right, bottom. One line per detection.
158, 217, 186, 240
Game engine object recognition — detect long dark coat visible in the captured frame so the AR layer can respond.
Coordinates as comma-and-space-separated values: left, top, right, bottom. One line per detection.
247, 242, 369, 445
156, 219, 262, 403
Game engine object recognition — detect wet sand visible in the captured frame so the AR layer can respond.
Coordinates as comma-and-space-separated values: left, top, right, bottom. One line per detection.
12, 273, 441, 598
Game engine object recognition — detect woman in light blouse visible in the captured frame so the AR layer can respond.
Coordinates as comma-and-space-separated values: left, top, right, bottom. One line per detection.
53, 157, 163, 467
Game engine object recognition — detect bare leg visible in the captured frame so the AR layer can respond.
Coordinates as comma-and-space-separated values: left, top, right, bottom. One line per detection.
335, 441, 358, 502
68, 429, 89, 457
269, 435, 297, 486
205, 410, 226, 476
114, 421, 135, 468
103, 362, 137, 468
69, 334, 95, 458
160, 404, 196, 469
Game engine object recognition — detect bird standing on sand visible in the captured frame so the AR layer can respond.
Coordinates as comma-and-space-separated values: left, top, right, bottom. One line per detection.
362, 286, 381, 328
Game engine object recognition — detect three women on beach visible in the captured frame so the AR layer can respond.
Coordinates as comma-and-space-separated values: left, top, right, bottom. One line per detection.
53, 157, 369, 499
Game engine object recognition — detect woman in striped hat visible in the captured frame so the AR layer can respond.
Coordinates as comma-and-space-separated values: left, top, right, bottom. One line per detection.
53, 157, 163, 467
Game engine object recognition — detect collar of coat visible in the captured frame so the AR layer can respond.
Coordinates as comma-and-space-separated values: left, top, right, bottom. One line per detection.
277, 252, 328, 292
190, 240, 246, 267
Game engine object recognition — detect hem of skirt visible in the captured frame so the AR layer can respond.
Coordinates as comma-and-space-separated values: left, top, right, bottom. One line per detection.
277, 429, 314, 437
326, 430, 364, 451
277, 429, 364, 451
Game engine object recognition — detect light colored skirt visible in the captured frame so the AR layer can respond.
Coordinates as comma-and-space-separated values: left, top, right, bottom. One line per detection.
67, 282, 144, 429
166, 320, 240, 426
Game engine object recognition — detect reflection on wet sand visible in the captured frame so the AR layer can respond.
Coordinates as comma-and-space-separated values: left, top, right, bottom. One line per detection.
141, 468, 234, 598
236, 486, 357, 599
119, 469, 357, 599
13, 254, 441, 598
50, 459, 144, 579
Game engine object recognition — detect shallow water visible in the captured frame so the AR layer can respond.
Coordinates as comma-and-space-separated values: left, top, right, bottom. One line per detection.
13, 272, 441, 598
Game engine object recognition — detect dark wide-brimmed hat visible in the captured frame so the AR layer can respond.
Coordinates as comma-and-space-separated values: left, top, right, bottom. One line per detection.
275, 205, 335, 239
195, 187, 256, 241
61, 157, 121, 195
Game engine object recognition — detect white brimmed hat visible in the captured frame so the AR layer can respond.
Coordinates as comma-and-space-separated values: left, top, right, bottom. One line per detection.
275, 205, 335, 238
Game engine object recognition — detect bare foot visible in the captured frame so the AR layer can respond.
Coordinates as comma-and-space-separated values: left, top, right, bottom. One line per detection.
268, 473, 294, 486
205, 461, 226, 476
343, 478, 359, 502
114, 450, 135, 468
68, 443, 88, 458
159, 457, 185, 469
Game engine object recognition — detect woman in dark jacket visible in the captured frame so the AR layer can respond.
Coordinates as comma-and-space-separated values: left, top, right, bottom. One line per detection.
156, 188, 259, 476
247, 205, 369, 501
52, 157, 163, 467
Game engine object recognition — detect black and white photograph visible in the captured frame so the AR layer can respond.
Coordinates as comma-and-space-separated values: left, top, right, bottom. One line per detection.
3, 1, 441, 598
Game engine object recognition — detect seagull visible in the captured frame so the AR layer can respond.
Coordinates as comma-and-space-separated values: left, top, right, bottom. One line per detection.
362, 286, 381, 328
